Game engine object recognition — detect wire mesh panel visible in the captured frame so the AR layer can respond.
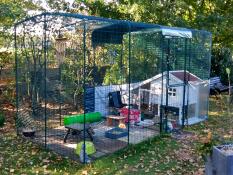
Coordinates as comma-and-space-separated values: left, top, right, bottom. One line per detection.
128, 30, 162, 143
15, 12, 212, 163
85, 22, 131, 160
44, 16, 84, 158
15, 17, 47, 147
187, 30, 212, 124
160, 37, 191, 130
160, 30, 212, 130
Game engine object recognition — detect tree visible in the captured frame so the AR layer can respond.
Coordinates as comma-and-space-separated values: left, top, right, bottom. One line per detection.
68, 0, 233, 81
8, 0, 232, 85
0, 0, 39, 69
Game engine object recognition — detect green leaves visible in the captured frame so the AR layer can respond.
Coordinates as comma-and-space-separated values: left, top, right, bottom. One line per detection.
0, 0, 40, 70
0, 0, 38, 29
211, 47, 232, 84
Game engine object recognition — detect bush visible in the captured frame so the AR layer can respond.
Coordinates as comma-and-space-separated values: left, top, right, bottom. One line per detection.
197, 130, 221, 160
211, 47, 233, 85
0, 113, 5, 127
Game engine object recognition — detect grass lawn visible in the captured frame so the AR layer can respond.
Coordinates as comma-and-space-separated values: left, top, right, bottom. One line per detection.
0, 96, 232, 175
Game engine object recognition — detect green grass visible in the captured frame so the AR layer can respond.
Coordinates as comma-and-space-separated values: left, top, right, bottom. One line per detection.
0, 134, 183, 175
187, 96, 233, 142
0, 96, 232, 175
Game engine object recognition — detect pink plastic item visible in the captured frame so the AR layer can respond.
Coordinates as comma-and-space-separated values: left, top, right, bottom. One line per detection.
119, 108, 140, 123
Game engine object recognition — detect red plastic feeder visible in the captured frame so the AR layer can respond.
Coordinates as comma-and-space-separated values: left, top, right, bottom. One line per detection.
119, 108, 140, 123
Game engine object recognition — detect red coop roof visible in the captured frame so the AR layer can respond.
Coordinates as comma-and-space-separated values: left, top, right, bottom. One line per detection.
171, 71, 201, 82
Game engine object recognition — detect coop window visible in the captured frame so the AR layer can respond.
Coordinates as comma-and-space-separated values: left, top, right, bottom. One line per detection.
168, 88, 176, 96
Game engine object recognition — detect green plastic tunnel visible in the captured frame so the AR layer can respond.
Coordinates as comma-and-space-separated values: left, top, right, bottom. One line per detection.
64, 112, 102, 125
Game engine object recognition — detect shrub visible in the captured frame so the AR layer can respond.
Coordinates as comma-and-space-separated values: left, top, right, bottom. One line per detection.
197, 130, 221, 160
211, 47, 233, 85
0, 112, 5, 127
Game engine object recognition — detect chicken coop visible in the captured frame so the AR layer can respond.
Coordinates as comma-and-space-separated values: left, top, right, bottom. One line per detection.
14, 12, 212, 162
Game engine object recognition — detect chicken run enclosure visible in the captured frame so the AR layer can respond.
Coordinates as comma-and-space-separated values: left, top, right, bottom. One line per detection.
14, 12, 212, 162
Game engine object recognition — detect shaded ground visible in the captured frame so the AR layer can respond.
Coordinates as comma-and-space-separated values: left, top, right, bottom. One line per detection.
0, 96, 232, 175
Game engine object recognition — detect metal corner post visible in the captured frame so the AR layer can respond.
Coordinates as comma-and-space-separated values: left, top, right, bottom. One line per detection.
186, 39, 192, 126
165, 38, 170, 133
43, 14, 48, 148
182, 38, 188, 128
83, 20, 87, 163
59, 64, 62, 126
14, 25, 19, 135
127, 24, 131, 145
206, 34, 212, 119
160, 35, 165, 133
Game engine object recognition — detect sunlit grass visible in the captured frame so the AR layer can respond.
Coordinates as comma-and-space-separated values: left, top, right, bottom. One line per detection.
208, 111, 220, 116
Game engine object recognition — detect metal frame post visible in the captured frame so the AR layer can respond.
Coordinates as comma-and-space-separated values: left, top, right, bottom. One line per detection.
120, 42, 123, 85
165, 38, 170, 132
182, 38, 187, 128
127, 24, 131, 145
43, 14, 48, 148
206, 34, 212, 120
59, 64, 62, 126
160, 35, 165, 133
14, 26, 19, 135
83, 21, 87, 163
185, 39, 191, 125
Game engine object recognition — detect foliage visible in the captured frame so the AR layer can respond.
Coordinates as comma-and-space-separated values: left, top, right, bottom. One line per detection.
62, 56, 85, 108
0, 0, 39, 71
0, 50, 13, 71
197, 130, 220, 160
0, 112, 5, 127
0, 79, 15, 104
211, 47, 233, 84
0, 0, 233, 84
69, 0, 233, 48
0, 0, 232, 91
69, 0, 233, 82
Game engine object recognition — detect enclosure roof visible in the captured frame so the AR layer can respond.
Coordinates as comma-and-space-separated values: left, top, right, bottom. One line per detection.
15, 12, 211, 46
130, 70, 202, 90
91, 24, 193, 46
171, 71, 202, 82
